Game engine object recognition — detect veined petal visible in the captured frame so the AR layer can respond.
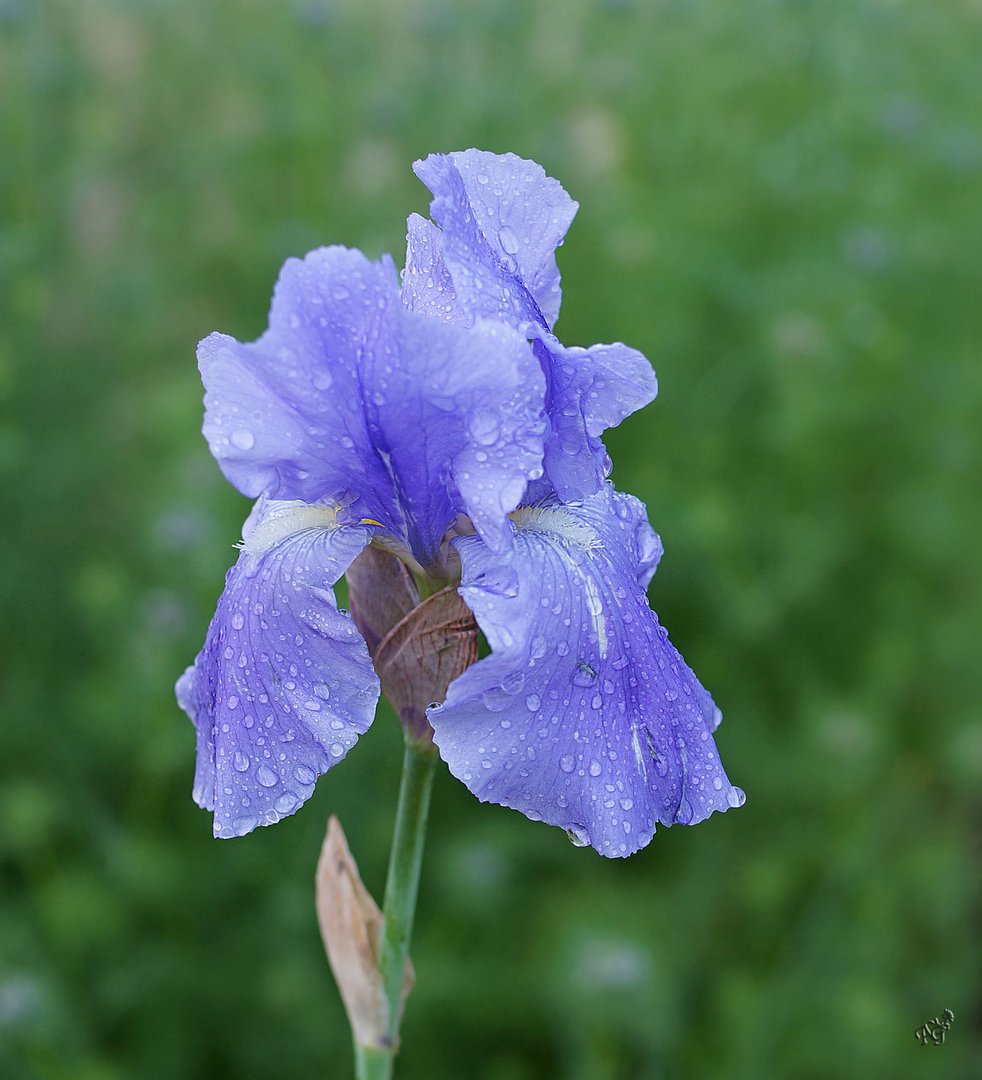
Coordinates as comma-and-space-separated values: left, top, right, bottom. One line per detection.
402, 213, 461, 325
200, 245, 545, 567
532, 331, 658, 501
175, 503, 379, 838
378, 312, 545, 559
199, 246, 406, 531
413, 150, 578, 331
407, 150, 654, 502
428, 486, 743, 858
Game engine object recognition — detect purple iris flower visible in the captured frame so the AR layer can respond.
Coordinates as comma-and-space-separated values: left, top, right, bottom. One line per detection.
177, 149, 744, 855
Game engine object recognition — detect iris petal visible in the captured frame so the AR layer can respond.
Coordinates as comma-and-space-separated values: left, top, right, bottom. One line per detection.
402, 213, 461, 325
532, 332, 658, 501
408, 150, 656, 502
200, 245, 546, 566
429, 486, 743, 858
176, 505, 379, 837
413, 149, 579, 331
370, 311, 546, 560
199, 246, 405, 527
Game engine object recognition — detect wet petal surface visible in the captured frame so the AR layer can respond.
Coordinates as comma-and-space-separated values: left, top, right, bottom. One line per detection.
413, 149, 578, 331
402, 213, 461, 324
532, 332, 658, 501
429, 486, 743, 858
200, 245, 546, 565
199, 247, 406, 526
176, 506, 378, 837
368, 312, 546, 560
407, 151, 655, 502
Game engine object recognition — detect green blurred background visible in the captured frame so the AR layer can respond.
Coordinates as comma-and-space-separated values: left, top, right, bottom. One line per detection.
2, 0, 979, 1077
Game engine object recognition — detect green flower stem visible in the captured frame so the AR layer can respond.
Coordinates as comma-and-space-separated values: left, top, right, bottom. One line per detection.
354, 1043, 392, 1080
356, 738, 437, 1080
379, 741, 436, 1041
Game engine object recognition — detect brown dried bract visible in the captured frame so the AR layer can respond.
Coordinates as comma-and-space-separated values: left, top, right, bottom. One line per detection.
348, 545, 479, 743
346, 545, 420, 656
315, 816, 414, 1050
373, 586, 478, 743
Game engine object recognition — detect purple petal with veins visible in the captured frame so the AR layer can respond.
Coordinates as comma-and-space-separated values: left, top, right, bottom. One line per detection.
176, 502, 378, 837
429, 485, 743, 858
413, 149, 578, 331
200, 245, 546, 567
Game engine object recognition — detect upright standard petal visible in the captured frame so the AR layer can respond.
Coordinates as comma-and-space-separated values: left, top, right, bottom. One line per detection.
428, 486, 743, 858
408, 151, 656, 502
176, 503, 379, 838
413, 150, 578, 331
200, 245, 546, 568
199, 246, 407, 530
370, 311, 545, 560
402, 213, 461, 325
532, 331, 658, 501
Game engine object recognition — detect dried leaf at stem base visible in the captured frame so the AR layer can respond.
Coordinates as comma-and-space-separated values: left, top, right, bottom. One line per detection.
315, 816, 414, 1050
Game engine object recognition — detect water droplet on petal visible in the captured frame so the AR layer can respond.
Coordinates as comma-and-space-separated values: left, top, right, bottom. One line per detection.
468, 406, 501, 447
233, 814, 259, 835
498, 225, 520, 255
501, 670, 524, 694
482, 688, 509, 712
230, 429, 255, 451
560, 754, 575, 773
257, 765, 279, 788
573, 661, 598, 687
727, 786, 746, 808
566, 824, 590, 847
233, 752, 250, 772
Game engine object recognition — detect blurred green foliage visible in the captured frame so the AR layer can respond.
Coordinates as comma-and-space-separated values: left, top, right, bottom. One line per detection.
2, 0, 980, 1077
